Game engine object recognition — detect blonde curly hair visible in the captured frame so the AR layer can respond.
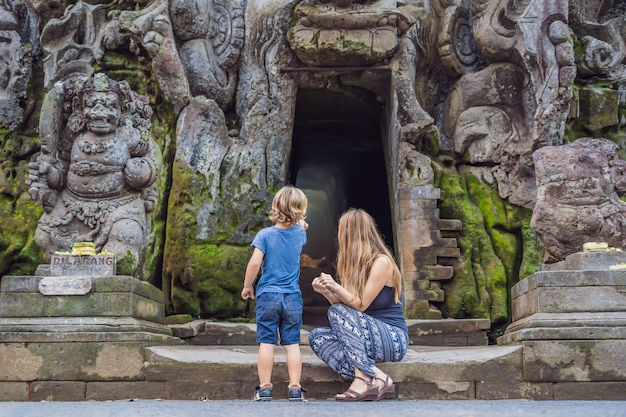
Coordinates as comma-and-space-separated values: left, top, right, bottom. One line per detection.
269, 186, 308, 226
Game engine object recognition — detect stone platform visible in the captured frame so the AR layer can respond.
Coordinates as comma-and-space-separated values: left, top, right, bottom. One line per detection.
1, 321, 624, 402
1, 250, 626, 402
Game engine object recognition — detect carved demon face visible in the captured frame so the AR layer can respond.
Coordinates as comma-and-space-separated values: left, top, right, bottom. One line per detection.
82, 91, 122, 134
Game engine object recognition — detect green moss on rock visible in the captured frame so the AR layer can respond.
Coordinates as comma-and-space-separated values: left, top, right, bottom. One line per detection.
165, 242, 250, 319
434, 158, 508, 323
117, 250, 138, 276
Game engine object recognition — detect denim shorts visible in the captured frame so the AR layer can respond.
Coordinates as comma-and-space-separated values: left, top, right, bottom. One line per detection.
255, 292, 303, 346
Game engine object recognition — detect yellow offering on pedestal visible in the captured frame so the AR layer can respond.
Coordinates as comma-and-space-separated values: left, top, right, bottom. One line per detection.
71, 242, 97, 256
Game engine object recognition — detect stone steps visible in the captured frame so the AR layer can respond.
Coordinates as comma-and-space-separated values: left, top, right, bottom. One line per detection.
142, 344, 526, 401
168, 319, 492, 347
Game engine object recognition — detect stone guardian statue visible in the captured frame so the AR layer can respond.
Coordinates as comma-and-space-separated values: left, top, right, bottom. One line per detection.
27, 73, 160, 276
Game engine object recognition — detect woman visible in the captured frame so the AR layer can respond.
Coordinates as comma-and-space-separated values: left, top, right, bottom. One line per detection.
309, 208, 409, 401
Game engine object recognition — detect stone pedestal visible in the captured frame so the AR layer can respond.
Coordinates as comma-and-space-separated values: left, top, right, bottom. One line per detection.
0, 273, 183, 385
498, 251, 626, 383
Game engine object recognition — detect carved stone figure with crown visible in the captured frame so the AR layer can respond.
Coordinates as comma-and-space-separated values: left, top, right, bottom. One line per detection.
26, 72, 160, 276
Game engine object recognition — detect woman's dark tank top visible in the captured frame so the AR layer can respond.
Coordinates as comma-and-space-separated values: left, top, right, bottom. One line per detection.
364, 286, 408, 332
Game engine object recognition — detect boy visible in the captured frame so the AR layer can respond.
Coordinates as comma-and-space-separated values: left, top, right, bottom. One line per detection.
242, 185, 309, 401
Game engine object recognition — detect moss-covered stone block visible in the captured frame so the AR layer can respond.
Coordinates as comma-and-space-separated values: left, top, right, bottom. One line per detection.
578, 87, 620, 132
434, 159, 507, 323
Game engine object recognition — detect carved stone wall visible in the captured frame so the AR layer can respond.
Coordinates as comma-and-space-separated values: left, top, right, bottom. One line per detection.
0, 0, 624, 327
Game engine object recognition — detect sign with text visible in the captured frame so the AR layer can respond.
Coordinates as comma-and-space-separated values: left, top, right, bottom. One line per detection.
50, 255, 116, 277
38, 276, 93, 295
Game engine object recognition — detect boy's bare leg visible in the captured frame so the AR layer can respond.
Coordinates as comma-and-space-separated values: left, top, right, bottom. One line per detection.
258, 343, 275, 387
284, 344, 302, 388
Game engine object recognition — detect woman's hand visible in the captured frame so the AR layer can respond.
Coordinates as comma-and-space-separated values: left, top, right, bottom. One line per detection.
314, 256, 393, 311
312, 273, 340, 304
312, 273, 331, 294
316, 273, 337, 290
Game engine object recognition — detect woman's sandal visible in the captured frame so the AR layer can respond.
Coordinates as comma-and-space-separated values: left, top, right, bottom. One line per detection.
335, 376, 380, 402
375, 375, 396, 400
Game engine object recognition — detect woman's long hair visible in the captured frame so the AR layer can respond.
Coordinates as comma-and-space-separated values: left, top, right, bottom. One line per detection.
336, 209, 402, 303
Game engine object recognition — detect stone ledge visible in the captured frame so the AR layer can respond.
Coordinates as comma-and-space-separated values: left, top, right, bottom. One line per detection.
1, 275, 164, 302
0, 316, 177, 337
565, 251, 626, 271
512, 270, 626, 299
169, 319, 491, 347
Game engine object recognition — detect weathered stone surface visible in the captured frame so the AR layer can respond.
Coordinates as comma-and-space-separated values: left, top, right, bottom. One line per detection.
501, 312, 626, 343
0, 275, 167, 323
509, 271, 626, 321
0, 290, 164, 321
0, 382, 29, 401
0, 317, 176, 336
0, 0, 38, 129
522, 340, 626, 382
476, 380, 554, 400
169, 318, 491, 347
565, 251, 626, 271
398, 381, 475, 400
554, 381, 626, 400
0, 341, 146, 382
40, 2, 104, 88
0, 344, 43, 381
531, 138, 626, 264
144, 344, 524, 400
407, 318, 490, 346
287, 0, 412, 67
86, 381, 167, 401
578, 88, 621, 131
30, 381, 87, 401
103, 0, 190, 113
171, 321, 258, 345
396, 345, 523, 384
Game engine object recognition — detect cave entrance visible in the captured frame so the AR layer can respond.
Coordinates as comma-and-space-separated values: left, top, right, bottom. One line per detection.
289, 87, 393, 326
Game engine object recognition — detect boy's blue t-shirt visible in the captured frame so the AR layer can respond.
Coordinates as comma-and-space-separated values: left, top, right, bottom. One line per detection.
252, 224, 307, 297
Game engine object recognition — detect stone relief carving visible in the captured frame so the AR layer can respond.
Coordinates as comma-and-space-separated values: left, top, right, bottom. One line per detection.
531, 137, 626, 264
169, 0, 244, 110
569, 0, 625, 81
0, 0, 38, 130
27, 73, 159, 275
442, 0, 575, 209
399, 141, 433, 185
40, 1, 106, 89
103, 0, 190, 112
103, 0, 245, 112
288, 0, 414, 67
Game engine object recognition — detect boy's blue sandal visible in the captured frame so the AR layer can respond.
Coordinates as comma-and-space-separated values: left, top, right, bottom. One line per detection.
252, 384, 272, 401
288, 385, 306, 401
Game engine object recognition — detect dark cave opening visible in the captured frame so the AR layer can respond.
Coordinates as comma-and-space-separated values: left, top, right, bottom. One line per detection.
289, 88, 393, 325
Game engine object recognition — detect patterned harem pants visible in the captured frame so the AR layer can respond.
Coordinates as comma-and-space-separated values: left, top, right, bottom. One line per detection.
308, 303, 408, 381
